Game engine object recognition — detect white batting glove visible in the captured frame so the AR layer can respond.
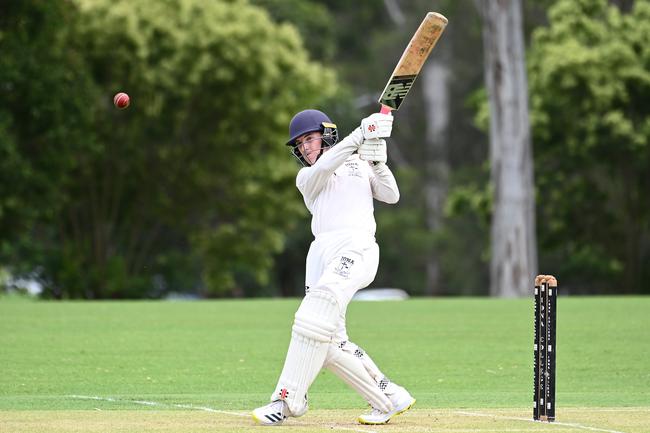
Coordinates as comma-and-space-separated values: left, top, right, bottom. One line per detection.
358, 138, 387, 164
361, 113, 393, 140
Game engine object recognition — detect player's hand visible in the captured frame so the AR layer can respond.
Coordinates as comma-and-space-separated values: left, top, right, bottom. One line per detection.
358, 138, 387, 164
361, 113, 393, 140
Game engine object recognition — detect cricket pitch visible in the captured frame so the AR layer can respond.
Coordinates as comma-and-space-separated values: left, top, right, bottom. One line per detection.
1, 407, 648, 433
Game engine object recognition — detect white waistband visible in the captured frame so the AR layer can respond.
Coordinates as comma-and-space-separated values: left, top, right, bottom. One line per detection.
314, 230, 375, 241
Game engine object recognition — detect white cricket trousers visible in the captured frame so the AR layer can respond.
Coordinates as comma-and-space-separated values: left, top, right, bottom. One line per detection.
304, 231, 379, 343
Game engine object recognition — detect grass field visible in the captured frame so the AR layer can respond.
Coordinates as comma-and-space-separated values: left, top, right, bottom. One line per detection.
1, 295, 649, 432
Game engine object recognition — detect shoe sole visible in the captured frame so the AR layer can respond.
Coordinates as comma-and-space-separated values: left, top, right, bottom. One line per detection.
357, 398, 416, 425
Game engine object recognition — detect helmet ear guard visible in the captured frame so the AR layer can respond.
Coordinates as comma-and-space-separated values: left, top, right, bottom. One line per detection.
320, 122, 338, 148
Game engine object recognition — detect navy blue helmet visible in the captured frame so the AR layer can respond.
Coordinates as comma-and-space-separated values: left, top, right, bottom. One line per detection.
286, 109, 338, 166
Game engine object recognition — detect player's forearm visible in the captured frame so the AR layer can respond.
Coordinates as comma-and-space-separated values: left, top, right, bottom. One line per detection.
370, 163, 400, 204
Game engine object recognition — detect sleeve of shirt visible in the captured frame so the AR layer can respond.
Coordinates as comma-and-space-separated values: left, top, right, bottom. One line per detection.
296, 128, 364, 205
369, 162, 400, 204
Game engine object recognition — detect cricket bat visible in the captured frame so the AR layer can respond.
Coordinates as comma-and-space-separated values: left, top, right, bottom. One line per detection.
378, 12, 448, 114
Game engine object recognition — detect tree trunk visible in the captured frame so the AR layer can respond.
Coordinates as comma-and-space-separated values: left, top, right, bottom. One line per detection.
481, 0, 537, 297
422, 57, 450, 295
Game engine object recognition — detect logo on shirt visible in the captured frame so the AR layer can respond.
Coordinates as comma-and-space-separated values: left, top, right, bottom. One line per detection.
334, 256, 355, 278
345, 161, 362, 178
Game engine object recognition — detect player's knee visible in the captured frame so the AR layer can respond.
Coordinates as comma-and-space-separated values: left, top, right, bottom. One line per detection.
293, 290, 340, 342
324, 341, 342, 366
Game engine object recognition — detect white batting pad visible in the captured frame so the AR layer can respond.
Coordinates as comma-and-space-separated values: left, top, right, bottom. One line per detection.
271, 290, 340, 416
324, 341, 393, 412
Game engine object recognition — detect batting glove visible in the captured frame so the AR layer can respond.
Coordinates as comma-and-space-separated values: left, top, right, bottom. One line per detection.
358, 138, 387, 164
361, 113, 393, 140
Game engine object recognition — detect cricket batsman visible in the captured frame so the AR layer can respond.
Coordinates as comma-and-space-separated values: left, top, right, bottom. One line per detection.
252, 109, 415, 426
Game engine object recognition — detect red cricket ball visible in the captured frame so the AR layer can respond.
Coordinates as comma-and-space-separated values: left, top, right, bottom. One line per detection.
113, 92, 130, 109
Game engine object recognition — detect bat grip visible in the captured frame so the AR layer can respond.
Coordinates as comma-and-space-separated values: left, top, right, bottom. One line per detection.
380, 105, 393, 115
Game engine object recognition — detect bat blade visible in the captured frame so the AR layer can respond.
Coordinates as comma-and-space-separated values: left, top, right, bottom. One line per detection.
379, 12, 448, 112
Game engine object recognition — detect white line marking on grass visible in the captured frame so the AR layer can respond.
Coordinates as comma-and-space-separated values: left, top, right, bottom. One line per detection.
333, 427, 378, 433
456, 411, 628, 433
426, 428, 556, 433
581, 408, 650, 413
70, 395, 118, 403
68, 395, 248, 417
132, 400, 158, 406
67, 395, 377, 433
69, 395, 378, 433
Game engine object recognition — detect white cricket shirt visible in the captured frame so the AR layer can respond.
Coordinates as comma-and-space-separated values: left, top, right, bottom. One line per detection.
296, 128, 400, 237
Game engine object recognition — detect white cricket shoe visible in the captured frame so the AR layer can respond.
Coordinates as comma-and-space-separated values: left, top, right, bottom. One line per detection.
358, 385, 416, 425
252, 400, 288, 426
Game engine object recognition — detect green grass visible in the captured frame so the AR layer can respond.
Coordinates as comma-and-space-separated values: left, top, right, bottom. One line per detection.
1, 296, 649, 432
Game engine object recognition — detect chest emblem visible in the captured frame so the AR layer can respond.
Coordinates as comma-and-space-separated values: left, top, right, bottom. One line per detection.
344, 161, 362, 178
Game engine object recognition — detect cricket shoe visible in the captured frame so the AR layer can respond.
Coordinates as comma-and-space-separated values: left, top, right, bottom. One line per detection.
358, 385, 416, 425
252, 400, 288, 426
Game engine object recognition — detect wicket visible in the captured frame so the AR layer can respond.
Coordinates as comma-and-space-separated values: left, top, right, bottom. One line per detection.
533, 274, 557, 422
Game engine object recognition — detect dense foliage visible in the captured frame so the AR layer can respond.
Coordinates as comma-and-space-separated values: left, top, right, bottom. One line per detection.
0, 0, 334, 297
1, 0, 647, 297
528, 0, 650, 293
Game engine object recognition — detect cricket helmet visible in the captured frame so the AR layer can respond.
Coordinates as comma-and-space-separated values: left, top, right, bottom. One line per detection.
286, 109, 338, 166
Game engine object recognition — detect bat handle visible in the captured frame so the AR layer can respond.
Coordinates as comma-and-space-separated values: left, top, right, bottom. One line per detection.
380, 105, 393, 115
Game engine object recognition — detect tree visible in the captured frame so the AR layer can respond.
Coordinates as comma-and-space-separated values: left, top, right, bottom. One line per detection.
0, 0, 98, 282
0, 0, 336, 298
479, 0, 538, 297
528, 0, 650, 293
